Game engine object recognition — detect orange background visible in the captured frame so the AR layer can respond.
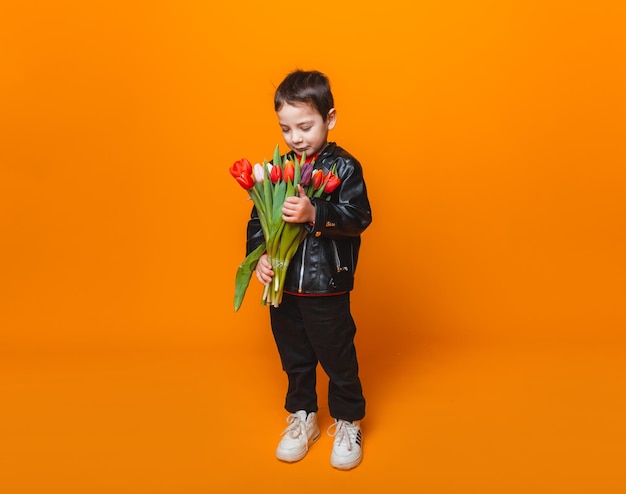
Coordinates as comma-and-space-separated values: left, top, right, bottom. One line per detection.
1, 1, 625, 493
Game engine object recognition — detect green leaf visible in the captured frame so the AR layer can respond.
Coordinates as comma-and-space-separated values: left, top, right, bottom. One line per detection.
272, 180, 287, 224
285, 181, 295, 199
273, 144, 281, 168
293, 153, 301, 185
234, 241, 266, 312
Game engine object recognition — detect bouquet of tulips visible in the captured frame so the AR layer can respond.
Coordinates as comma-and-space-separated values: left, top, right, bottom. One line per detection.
230, 145, 341, 311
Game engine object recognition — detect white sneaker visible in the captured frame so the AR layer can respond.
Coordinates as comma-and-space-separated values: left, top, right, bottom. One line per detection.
328, 419, 363, 470
276, 410, 320, 462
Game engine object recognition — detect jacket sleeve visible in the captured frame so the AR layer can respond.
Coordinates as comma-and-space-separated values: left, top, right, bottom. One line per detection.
309, 156, 372, 239
246, 206, 265, 256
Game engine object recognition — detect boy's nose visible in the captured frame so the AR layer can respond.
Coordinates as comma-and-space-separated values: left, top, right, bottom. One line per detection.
292, 131, 303, 143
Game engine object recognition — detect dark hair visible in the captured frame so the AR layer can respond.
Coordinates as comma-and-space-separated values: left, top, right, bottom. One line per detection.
274, 70, 334, 121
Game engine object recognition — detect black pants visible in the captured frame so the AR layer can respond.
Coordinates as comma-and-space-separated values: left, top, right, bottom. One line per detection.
270, 292, 365, 422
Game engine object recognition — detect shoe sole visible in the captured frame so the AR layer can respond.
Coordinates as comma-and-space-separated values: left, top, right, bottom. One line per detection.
276, 431, 321, 463
331, 452, 362, 470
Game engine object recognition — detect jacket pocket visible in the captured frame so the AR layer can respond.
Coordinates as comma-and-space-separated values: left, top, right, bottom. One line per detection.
331, 240, 349, 273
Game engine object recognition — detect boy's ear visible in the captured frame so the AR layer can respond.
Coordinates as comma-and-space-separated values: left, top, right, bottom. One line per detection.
327, 108, 337, 130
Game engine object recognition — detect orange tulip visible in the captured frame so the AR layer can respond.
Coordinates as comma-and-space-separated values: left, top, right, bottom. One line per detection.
311, 169, 324, 190
283, 160, 295, 183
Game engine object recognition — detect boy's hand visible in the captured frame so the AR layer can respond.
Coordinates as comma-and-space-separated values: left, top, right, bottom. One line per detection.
282, 185, 315, 224
255, 253, 274, 285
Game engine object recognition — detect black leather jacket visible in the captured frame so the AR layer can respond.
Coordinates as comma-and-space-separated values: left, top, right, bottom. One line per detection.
246, 142, 372, 294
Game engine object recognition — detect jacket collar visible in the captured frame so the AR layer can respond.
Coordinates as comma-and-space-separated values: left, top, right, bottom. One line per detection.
319, 142, 336, 160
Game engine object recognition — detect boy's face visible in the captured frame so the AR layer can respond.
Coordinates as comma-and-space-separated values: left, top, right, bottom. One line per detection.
276, 102, 336, 158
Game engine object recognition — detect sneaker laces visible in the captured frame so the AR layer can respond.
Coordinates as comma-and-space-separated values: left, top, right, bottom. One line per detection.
327, 420, 358, 451
281, 412, 308, 440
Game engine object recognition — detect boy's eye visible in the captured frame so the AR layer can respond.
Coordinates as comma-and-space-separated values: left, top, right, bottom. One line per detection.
301, 127, 311, 132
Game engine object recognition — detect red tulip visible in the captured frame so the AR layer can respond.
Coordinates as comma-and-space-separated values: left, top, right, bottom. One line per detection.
229, 158, 254, 190
283, 160, 295, 183
324, 172, 341, 194
270, 164, 282, 184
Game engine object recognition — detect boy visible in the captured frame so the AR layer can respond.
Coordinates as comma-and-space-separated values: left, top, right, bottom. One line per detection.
248, 69, 372, 470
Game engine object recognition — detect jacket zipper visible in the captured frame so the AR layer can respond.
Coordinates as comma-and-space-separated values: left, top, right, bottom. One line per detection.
297, 238, 308, 293
332, 240, 348, 273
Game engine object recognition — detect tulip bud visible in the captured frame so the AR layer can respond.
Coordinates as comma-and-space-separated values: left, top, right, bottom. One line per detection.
311, 169, 324, 190
229, 158, 255, 190
283, 160, 295, 183
269, 164, 282, 183
324, 173, 341, 194
252, 163, 264, 183
300, 162, 313, 186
